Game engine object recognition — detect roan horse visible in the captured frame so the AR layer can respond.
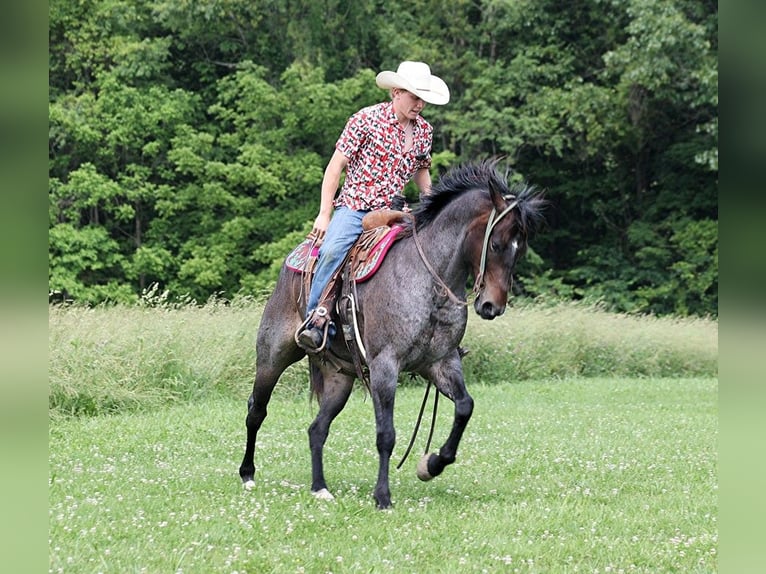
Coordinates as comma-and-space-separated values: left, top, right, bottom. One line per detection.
239, 160, 545, 509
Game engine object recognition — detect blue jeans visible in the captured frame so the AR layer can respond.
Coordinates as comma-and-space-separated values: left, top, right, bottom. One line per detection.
306, 207, 368, 317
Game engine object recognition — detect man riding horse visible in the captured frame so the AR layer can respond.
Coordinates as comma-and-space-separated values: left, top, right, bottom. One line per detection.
296, 61, 450, 351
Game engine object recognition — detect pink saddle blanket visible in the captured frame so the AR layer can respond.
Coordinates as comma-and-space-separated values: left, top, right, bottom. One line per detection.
285, 225, 404, 283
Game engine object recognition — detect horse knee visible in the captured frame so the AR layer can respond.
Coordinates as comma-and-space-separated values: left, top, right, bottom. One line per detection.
308, 419, 329, 450
376, 428, 396, 455
246, 406, 267, 430
456, 395, 474, 423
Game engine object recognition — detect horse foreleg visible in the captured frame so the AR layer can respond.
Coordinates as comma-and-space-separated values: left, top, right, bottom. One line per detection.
417, 356, 474, 481
308, 368, 354, 500
369, 361, 398, 509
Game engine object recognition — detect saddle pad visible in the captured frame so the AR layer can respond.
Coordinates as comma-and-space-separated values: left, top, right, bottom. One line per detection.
285, 239, 319, 273
285, 225, 404, 282
353, 224, 404, 282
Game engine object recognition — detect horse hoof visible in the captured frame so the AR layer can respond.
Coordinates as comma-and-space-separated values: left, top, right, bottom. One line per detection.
312, 488, 335, 501
417, 454, 434, 481
243, 480, 256, 491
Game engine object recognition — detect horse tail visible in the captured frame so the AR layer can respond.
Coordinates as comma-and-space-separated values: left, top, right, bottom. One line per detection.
309, 360, 324, 402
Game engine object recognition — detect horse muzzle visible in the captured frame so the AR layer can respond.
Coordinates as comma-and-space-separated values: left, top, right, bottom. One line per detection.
473, 296, 506, 320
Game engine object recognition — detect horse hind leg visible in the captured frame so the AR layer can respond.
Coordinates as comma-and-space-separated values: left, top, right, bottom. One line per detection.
239, 360, 291, 488
416, 355, 474, 482
239, 297, 305, 488
307, 366, 354, 500
239, 386, 266, 489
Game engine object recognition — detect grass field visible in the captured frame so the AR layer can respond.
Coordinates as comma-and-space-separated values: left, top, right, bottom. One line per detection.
49, 378, 717, 573
48, 300, 718, 419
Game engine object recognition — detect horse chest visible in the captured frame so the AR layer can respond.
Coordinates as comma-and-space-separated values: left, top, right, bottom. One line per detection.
423, 306, 466, 345
428, 304, 466, 328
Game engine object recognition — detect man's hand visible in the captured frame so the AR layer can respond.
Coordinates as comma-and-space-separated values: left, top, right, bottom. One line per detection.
309, 212, 331, 246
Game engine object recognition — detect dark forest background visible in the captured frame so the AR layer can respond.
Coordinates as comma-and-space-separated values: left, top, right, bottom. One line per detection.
48, 0, 717, 317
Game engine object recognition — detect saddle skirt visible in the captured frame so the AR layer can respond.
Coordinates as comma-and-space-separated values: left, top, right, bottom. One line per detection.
286, 224, 405, 283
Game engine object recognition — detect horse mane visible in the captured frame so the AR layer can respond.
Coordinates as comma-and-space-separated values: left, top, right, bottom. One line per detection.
413, 160, 547, 236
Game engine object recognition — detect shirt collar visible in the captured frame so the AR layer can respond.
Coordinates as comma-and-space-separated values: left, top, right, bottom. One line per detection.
384, 101, 399, 126
384, 101, 419, 131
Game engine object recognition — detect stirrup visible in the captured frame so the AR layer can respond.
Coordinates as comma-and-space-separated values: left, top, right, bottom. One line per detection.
294, 308, 331, 353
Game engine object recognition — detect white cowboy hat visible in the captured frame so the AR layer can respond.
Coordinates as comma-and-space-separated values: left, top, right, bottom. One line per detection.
376, 61, 450, 105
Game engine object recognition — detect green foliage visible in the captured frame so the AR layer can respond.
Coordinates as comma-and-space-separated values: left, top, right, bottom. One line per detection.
632, 218, 718, 316
49, 66, 200, 303
48, 224, 135, 304
243, 222, 314, 297
48, 0, 717, 317
145, 63, 382, 301
49, 0, 175, 96
557, 218, 718, 317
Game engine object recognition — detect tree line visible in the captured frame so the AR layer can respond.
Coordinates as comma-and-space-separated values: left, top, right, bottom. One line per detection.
49, 0, 718, 317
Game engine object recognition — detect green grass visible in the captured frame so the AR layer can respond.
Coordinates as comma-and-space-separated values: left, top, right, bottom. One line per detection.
48, 298, 267, 418
463, 302, 717, 381
48, 300, 718, 419
49, 301, 718, 571
49, 378, 717, 573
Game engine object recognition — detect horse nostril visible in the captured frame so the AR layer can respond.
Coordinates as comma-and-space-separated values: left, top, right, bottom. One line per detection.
481, 301, 499, 319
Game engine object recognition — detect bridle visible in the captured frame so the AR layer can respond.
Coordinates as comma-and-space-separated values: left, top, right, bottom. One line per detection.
411, 222, 468, 306
473, 195, 519, 295
411, 195, 519, 304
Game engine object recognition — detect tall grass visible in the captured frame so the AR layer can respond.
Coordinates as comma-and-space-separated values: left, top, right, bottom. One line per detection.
49, 300, 717, 419
49, 298, 264, 418
463, 302, 717, 382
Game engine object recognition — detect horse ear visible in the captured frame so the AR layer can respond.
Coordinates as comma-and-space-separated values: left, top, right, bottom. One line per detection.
488, 177, 507, 212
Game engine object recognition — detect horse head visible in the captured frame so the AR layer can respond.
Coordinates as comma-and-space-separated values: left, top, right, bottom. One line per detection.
409, 160, 546, 319
469, 175, 543, 320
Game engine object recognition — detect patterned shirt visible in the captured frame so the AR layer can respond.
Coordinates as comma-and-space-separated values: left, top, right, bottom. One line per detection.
334, 101, 433, 211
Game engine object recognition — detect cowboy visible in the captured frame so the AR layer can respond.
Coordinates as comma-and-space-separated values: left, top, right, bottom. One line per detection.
297, 61, 450, 351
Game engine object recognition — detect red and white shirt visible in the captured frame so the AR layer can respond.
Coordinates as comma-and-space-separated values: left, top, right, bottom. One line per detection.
334, 101, 433, 211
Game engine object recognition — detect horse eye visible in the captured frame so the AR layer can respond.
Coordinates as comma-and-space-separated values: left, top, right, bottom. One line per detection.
490, 240, 500, 252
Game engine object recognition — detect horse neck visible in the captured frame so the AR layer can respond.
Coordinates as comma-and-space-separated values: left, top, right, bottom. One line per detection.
411, 191, 489, 289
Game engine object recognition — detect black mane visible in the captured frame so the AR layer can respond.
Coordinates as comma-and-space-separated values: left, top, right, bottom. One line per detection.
414, 161, 507, 228
414, 160, 547, 236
